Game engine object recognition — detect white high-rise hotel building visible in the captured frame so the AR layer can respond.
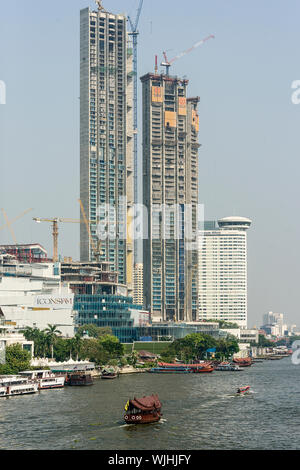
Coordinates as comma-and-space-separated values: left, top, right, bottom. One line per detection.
198, 217, 252, 328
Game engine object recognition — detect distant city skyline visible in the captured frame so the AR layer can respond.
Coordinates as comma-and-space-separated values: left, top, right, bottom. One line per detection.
1, 0, 300, 327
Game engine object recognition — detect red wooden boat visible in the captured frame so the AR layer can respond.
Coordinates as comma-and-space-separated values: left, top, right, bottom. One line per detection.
189, 364, 214, 373
124, 394, 162, 424
233, 357, 252, 367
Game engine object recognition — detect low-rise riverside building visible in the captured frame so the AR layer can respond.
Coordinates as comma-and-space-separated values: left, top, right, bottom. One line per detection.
0, 324, 34, 360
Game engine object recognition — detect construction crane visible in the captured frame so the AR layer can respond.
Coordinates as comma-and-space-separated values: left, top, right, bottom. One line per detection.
0, 208, 33, 247
161, 34, 215, 76
95, 0, 106, 12
0, 208, 33, 235
128, 0, 144, 262
78, 199, 103, 262
33, 217, 87, 263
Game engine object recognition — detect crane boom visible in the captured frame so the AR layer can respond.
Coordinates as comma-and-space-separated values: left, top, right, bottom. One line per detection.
33, 215, 93, 263
169, 35, 215, 64
1, 209, 17, 245
0, 208, 33, 232
161, 34, 215, 75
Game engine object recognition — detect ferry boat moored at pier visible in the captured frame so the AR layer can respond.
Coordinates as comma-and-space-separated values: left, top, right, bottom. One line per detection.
19, 370, 65, 390
0, 376, 38, 397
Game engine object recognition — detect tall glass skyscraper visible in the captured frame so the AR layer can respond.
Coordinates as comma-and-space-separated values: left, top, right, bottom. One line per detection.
80, 2, 134, 292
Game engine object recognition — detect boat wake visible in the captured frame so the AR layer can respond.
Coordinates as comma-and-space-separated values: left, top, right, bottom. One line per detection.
200, 394, 235, 406
159, 418, 167, 424
118, 418, 167, 428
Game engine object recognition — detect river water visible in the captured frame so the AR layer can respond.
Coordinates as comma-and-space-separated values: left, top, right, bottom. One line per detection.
0, 357, 299, 450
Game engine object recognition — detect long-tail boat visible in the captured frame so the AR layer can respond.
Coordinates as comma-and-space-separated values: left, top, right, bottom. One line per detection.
124, 394, 162, 424
233, 357, 252, 367
149, 362, 214, 373
237, 386, 250, 395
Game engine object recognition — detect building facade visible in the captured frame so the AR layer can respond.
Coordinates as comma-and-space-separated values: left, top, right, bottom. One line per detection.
261, 312, 287, 337
80, 2, 134, 292
141, 72, 200, 322
133, 263, 143, 306
198, 217, 252, 328
0, 254, 75, 337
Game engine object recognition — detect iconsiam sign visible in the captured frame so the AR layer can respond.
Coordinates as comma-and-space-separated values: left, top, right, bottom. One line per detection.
34, 295, 74, 309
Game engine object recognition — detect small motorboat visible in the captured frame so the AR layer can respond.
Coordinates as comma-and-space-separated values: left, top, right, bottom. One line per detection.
101, 367, 119, 379
237, 386, 250, 395
124, 394, 162, 424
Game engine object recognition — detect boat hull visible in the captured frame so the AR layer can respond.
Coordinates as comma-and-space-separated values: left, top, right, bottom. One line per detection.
0, 385, 38, 397
149, 365, 214, 373
38, 378, 65, 389
190, 367, 214, 373
124, 413, 161, 425
237, 386, 250, 395
149, 368, 190, 373
67, 382, 93, 386
38, 383, 64, 389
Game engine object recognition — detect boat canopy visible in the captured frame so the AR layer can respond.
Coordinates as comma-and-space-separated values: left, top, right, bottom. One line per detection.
129, 394, 161, 411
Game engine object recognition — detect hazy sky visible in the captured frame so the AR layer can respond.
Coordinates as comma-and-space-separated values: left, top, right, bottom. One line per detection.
0, 0, 299, 328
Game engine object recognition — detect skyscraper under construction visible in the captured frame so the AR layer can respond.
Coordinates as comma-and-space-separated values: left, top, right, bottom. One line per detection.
80, 2, 134, 291
141, 72, 200, 321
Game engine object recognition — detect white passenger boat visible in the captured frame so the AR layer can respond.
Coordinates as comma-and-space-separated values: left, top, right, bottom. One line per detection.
0, 375, 38, 397
19, 370, 65, 390
215, 363, 243, 371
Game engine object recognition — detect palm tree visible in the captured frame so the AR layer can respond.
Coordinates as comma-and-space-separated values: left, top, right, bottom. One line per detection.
69, 334, 82, 361
44, 324, 62, 359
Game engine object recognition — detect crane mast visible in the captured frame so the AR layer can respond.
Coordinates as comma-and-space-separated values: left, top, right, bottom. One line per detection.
33, 215, 93, 263
128, 0, 144, 263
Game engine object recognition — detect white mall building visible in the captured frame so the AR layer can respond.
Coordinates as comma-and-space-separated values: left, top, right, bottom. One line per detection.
0, 255, 75, 337
198, 216, 252, 328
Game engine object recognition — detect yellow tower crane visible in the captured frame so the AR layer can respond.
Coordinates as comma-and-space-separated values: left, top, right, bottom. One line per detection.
0, 208, 33, 243
33, 217, 86, 263
33, 201, 103, 263
78, 199, 103, 262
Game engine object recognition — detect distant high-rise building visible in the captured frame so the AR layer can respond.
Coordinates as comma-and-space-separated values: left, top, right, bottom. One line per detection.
263, 311, 283, 327
262, 311, 286, 336
141, 72, 200, 322
80, 2, 134, 291
198, 216, 252, 328
133, 263, 143, 306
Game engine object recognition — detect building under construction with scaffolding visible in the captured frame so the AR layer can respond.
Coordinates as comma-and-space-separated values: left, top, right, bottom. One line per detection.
80, 1, 134, 293
141, 72, 200, 322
